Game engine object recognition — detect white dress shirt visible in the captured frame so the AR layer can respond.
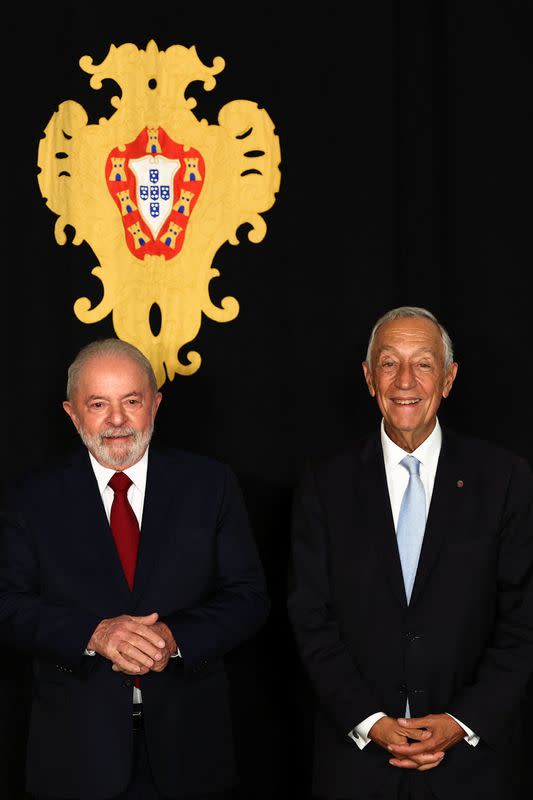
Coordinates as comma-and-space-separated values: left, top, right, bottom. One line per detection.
349, 419, 479, 749
85, 449, 149, 703
89, 449, 148, 528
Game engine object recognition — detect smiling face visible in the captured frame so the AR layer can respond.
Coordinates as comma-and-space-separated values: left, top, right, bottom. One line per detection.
63, 353, 162, 470
362, 316, 458, 452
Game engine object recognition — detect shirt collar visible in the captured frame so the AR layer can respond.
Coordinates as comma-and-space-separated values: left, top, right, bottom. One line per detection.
88, 447, 149, 497
381, 418, 442, 470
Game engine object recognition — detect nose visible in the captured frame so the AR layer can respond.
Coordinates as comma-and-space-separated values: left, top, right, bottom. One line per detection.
395, 362, 416, 389
106, 402, 127, 427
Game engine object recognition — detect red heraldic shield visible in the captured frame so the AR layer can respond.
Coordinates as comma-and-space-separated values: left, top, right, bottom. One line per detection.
106, 126, 204, 259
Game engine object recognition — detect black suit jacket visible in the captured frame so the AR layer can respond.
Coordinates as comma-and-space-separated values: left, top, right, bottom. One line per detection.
0, 446, 270, 799
288, 428, 533, 800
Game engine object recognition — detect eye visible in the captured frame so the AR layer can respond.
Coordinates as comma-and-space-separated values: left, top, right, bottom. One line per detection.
90, 401, 105, 409
418, 362, 432, 370
381, 359, 396, 369
126, 398, 141, 406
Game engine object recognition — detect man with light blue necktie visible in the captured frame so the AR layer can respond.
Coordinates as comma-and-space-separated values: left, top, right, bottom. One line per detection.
288, 306, 533, 800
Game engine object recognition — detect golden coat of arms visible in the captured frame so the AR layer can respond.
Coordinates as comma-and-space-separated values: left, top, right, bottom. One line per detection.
37, 41, 281, 386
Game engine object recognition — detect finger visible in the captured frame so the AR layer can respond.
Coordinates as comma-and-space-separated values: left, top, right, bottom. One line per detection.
416, 757, 444, 772
111, 653, 149, 673
122, 624, 166, 649
111, 662, 150, 675
397, 716, 430, 729
389, 734, 409, 745
130, 612, 159, 625
114, 634, 165, 662
150, 622, 177, 649
150, 656, 171, 673
394, 727, 432, 741
116, 642, 164, 669
132, 632, 166, 656
103, 623, 165, 651
390, 751, 444, 768
412, 752, 445, 765
111, 661, 150, 674
389, 757, 420, 769
388, 740, 436, 756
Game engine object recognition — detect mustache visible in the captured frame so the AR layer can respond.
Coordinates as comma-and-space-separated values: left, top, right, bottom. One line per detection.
100, 427, 138, 441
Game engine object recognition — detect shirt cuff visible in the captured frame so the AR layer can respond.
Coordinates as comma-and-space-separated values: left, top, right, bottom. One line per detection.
349, 712, 387, 750
85, 649, 181, 658
447, 713, 480, 746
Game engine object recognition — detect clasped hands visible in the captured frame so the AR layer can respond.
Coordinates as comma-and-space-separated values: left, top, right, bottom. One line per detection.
369, 714, 464, 771
87, 612, 178, 675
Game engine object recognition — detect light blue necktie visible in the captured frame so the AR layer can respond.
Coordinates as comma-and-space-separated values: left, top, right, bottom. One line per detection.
396, 455, 426, 604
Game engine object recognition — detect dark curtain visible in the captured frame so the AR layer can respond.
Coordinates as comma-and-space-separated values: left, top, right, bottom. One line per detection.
3, 2, 532, 798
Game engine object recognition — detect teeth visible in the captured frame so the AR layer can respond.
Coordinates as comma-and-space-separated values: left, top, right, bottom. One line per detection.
395, 399, 419, 405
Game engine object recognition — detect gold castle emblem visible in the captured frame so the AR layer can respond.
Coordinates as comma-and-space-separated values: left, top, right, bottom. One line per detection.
37, 41, 281, 385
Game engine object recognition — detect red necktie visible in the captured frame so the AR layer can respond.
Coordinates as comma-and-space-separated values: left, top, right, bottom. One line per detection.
109, 472, 141, 688
108, 472, 140, 591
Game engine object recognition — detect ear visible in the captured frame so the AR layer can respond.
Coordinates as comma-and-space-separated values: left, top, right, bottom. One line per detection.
63, 400, 81, 432
152, 392, 162, 416
362, 362, 376, 397
442, 362, 458, 398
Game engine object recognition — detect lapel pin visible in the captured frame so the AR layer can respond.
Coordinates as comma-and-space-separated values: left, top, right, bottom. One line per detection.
456, 480, 464, 488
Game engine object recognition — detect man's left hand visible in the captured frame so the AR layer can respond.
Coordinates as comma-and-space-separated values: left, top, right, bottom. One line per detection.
387, 714, 464, 769
112, 620, 177, 674
145, 621, 177, 672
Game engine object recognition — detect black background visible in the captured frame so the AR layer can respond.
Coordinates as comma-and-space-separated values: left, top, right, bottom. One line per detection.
3, 1, 532, 797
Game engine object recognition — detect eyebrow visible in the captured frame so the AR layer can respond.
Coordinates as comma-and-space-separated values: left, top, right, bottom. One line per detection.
377, 346, 437, 357
85, 391, 144, 402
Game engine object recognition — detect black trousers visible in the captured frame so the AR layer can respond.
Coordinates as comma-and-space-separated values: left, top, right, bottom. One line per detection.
315, 773, 437, 800
397, 773, 437, 800
35, 726, 234, 800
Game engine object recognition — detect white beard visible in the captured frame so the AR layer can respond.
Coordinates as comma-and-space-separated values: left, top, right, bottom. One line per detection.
79, 423, 154, 469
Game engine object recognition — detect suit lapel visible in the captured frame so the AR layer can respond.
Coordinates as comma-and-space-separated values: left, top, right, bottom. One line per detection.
131, 447, 175, 605
410, 431, 466, 605
357, 435, 408, 606
62, 448, 179, 607
355, 430, 470, 607
61, 449, 132, 604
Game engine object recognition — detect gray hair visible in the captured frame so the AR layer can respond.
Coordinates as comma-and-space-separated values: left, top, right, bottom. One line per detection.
66, 338, 158, 400
365, 306, 454, 369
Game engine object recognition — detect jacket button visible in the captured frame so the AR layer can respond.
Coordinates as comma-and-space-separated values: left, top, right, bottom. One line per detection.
398, 683, 408, 694
122, 678, 133, 688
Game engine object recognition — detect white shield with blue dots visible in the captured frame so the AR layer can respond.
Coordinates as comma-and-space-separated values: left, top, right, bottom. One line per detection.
129, 155, 180, 238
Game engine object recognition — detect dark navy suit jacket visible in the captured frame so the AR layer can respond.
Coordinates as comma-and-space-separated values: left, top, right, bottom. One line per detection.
288, 428, 533, 800
0, 446, 270, 799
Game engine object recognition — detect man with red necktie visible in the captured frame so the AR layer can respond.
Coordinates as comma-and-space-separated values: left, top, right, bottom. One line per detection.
0, 338, 270, 800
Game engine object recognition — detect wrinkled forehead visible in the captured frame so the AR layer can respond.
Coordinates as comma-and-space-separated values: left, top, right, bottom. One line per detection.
76, 354, 152, 393
373, 317, 444, 356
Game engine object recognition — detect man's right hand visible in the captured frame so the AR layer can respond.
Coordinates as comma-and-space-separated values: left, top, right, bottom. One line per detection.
369, 717, 444, 771
87, 612, 166, 674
